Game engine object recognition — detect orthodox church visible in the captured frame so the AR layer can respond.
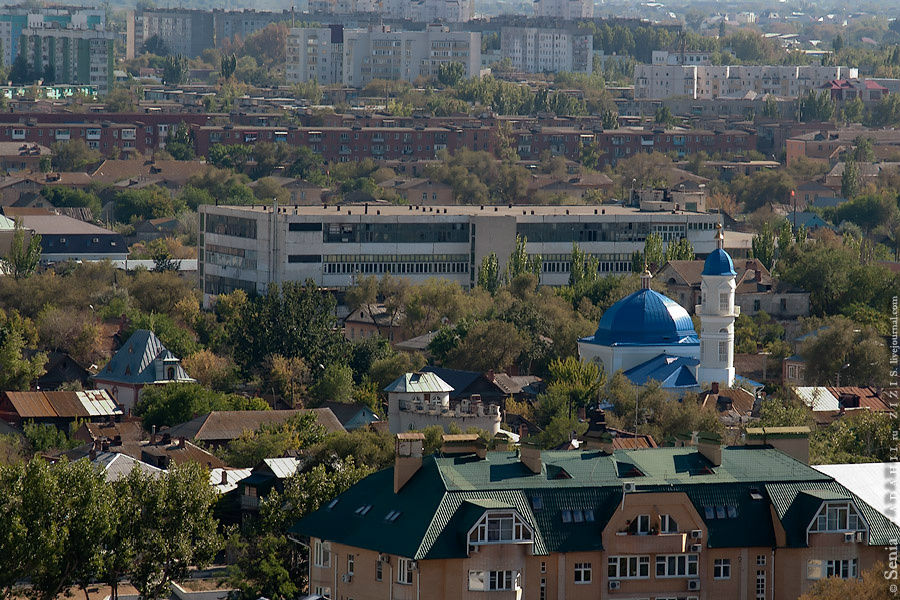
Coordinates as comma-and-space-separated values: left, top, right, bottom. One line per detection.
577, 227, 738, 394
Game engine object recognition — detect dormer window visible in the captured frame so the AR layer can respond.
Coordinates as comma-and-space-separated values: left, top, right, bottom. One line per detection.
810, 502, 862, 532
468, 511, 533, 545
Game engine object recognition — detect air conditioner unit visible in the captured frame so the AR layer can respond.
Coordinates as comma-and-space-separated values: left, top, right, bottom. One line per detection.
623, 481, 636, 493
378, 553, 390, 563
468, 544, 479, 553
690, 544, 703, 553
856, 531, 866, 543
688, 579, 701, 591
844, 532, 855, 543
608, 580, 621, 590
341, 574, 352, 583
690, 529, 703, 539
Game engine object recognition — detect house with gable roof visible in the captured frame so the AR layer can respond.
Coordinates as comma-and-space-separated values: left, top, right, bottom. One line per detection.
92, 329, 195, 412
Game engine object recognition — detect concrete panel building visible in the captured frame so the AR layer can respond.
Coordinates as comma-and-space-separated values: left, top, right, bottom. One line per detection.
0, 7, 104, 67
19, 27, 115, 94
500, 26, 593, 74
533, 0, 593, 19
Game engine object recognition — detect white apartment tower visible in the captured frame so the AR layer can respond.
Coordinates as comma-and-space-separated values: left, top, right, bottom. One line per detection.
697, 226, 737, 388
286, 26, 346, 86
500, 26, 593, 74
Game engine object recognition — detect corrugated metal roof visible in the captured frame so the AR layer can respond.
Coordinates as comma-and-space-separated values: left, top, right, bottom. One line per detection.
794, 386, 839, 411
93, 452, 164, 482
44, 391, 90, 417
262, 457, 301, 479
209, 468, 253, 494
94, 329, 194, 386
384, 371, 454, 394
4, 391, 57, 418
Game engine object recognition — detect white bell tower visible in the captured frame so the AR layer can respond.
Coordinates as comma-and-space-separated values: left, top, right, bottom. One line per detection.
697, 225, 737, 388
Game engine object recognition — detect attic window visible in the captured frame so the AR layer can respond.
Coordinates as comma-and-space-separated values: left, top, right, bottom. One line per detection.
384, 510, 402, 522
531, 496, 543, 510
704, 506, 715, 519
749, 489, 764, 501
572, 510, 584, 523
561, 510, 572, 523
715, 506, 727, 519
327, 498, 339, 510
727, 505, 738, 518
354, 504, 372, 516
584, 509, 595, 522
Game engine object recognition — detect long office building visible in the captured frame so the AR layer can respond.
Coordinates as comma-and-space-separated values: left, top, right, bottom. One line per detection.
197, 204, 746, 303
286, 25, 481, 88
500, 26, 593, 74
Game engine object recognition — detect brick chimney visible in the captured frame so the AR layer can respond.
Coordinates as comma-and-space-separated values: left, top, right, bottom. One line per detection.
711, 381, 719, 395
519, 444, 542, 474
697, 432, 722, 467
394, 433, 425, 494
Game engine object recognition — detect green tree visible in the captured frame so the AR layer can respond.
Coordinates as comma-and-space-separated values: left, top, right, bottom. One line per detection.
546, 356, 604, 417
223, 413, 326, 468
126, 463, 220, 600
161, 55, 187, 85
50, 140, 101, 172
437, 61, 465, 87
230, 281, 347, 374
751, 221, 776, 270
0, 309, 46, 390
134, 383, 269, 430
443, 320, 527, 372
506, 235, 542, 281
2, 218, 41, 281
220, 53, 237, 79
311, 363, 354, 404
40, 186, 101, 216
477, 252, 501, 294
800, 317, 890, 387
799, 562, 896, 600
165, 122, 195, 160
762, 95, 779, 119
664, 238, 695, 262
798, 89, 835, 122
641, 232, 665, 271
569, 243, 599, 290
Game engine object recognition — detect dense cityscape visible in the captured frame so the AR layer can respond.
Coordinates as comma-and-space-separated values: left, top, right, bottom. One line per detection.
0, 0, 897, 599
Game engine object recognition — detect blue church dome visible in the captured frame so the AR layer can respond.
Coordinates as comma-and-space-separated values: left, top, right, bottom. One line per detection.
585, 289, 699, 347
702, 248, 736, 276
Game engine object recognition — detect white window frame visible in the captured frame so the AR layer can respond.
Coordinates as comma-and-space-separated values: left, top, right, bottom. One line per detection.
397, 558, 414, 585
313, 540, 331, 568
660, 514, 678, 534
826, 558, 858, 579
655, 554, 699, 578
468, 570, 518, 591
347, 554, 354, 575
756, 570, 766, 599
607, 555, 650, 579
635, 514, 650, 534
375, 559, 383, 581
809, 501, 863, 533
574, 562, 592, 584
467, 510, 533, 546
714, 558, 731, 580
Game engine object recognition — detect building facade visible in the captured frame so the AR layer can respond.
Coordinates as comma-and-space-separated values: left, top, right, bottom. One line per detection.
532, 0, 593, 20
500, 27, 593, 74
634, 64, 858, 100
0, 7, 104, 67
292, 434, 900, 600
287, 25, 481, 87
19, 27, 115, 94
129, 9, 215, 58
197, 204, 731, 302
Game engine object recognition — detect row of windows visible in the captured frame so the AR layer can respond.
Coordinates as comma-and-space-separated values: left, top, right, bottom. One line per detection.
205, 213, 257, 239
324, 222, 469, 244
324, 260, 469, 275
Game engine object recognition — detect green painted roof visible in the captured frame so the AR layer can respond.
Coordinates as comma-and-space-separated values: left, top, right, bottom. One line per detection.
290, 447, 900, 559
383, 371, 454, 394
766, 481, 898, 547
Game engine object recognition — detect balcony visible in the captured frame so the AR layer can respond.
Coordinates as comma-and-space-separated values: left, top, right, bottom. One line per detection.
611, 532, 687, 554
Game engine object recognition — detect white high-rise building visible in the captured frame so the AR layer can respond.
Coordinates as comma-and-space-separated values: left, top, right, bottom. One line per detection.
500, 26, 593, 74
533, 0, 593, 19
697, 226, 737, 388
287, 25, 480, 87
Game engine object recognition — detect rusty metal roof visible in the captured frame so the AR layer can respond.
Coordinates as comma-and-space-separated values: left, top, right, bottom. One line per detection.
44, 391, 90, 417
4, 391, 57, 418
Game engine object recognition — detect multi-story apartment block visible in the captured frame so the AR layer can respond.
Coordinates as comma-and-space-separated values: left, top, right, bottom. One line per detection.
500, 26, 593, 74
197, 204, 735, 302
292, 432, 900, 600
634, 64, 858, 100
0, 7, 104, 66
651, 50, 711, 66
19, 27, 115, 94
533, 0, 593, 20
287, 25, 480, 87
0, 112, 210, 156
344, 25, 481, 88
214, 9, 292, 46
129, 9, 215, 58
286, 26, 346, 86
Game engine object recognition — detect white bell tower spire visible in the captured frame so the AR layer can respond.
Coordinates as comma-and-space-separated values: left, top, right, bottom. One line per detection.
697, 225, 737, 388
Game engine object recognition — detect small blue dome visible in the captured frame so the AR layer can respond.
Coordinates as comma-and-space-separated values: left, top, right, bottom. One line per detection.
585, 289, 699, 347
702, 248, 736, 276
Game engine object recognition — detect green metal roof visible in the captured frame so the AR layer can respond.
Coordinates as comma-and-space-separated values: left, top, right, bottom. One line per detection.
766, 481, 899, 547
290, 446, 900, 560
383, 371, 454, 394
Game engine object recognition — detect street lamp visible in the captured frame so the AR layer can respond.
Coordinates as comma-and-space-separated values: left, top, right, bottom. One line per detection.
631, 178, 637, 206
